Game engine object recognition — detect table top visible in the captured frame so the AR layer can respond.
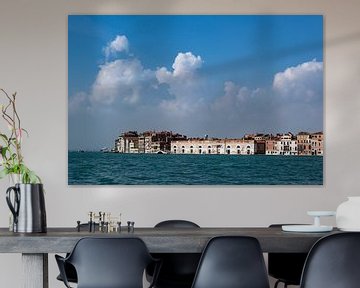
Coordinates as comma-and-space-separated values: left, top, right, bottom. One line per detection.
0, 227, 339, 254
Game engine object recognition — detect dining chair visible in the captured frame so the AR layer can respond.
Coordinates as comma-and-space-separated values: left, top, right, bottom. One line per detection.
146, 220, 201, 288
300, 232, 360, 288
191, 236, 270, 288
55, 237, 161, 288
268, 224, 308, 288
56, 223, 99, 284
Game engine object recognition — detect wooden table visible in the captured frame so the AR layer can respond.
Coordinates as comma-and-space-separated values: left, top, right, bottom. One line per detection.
0, 227, 338, 288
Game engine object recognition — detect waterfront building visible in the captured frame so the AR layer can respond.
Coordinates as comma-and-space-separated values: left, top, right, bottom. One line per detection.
225, 139, 254, 155
171, 138, 254, 155
254, 140, 266, 154
297, 132, 312, 156
115, 131, 139, 153
247, 134, 267, 154
146, 131, 187, 153
149, 131, 170, 154
138, 131, 153, 153
311, 132, 324, 155
116, 130, 187, 154
278, 133, 298, 155
265, 137, 280, 155
172, 138, 222, 154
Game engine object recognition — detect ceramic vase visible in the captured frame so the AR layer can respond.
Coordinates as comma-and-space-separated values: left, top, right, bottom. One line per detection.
336, 197, 360, 231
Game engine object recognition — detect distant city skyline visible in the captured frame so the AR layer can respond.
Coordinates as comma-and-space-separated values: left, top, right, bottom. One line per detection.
68, 15, 323, 151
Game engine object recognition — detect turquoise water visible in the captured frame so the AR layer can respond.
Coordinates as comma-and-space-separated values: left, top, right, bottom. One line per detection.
68, 152, 323, 185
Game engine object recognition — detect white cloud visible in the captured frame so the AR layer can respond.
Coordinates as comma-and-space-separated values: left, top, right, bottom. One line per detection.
91, 58, 154, 105
156, 52, 204, 115
212, 81, 264, 112
205, 81, 274, 137
273, 60, 323, 102
104, 35, 129, 59
156, 52, 203, 83
224, 81, 253, 102
172, 52, 203, 77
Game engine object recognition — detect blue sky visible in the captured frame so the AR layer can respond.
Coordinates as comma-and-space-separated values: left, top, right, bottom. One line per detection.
68, 15, 323, 150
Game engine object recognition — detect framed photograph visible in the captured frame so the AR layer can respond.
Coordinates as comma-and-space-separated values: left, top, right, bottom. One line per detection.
68, 15, 323, 185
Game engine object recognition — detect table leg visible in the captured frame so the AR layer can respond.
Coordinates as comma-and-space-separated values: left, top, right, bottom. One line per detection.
22, 253, 48, 288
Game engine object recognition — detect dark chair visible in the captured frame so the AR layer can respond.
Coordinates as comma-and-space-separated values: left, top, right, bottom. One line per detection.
268, 224, 308, 288
147, 220, 201, 288
191, 236, 270, 288
56, 223, 99, 284
300, 232, 360, 288
56, 262, 77, 284
55, 237, 160, 288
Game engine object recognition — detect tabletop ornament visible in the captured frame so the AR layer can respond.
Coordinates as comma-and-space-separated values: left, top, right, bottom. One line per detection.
0, 89, 46, 233
76, 211, 135, 233
336, 196, 360, 231
282, 211, 336, 232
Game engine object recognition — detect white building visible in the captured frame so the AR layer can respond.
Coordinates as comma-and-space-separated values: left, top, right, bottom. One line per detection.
265, 139, 281, 155
278, 133, 298, 155
171, 139, 254, 155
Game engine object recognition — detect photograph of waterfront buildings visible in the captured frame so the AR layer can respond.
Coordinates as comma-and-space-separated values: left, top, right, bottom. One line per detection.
68, 15, 323, 185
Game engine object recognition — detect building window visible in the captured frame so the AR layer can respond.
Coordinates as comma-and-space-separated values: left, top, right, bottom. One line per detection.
236, 145, 241, 154
226, 145, 231, 155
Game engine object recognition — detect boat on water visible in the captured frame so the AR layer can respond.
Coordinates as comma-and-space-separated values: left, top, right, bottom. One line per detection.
100, 147, 112, 153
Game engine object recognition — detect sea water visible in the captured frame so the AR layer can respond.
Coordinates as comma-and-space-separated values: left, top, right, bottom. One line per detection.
68, 152, 323, 185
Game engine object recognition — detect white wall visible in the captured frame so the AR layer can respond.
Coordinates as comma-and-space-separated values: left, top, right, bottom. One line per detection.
1, 0, 360, 287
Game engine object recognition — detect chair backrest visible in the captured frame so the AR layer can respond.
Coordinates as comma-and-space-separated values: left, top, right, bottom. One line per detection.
300, 232, 360, 288
151, 220, 201, 287
67, 237, 154, 288
155, 220, 200, 228
191, 236, 270, 288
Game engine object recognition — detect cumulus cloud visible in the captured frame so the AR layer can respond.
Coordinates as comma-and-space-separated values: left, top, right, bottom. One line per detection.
104, 35, 129, 59
205, 81, 274, 137
156, 52, 203, 83
273, 60, 323, 102
91, 58, 155, 105
212, 73, 325, 138
156, 52, 205, 115
212, 81, 265, 113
